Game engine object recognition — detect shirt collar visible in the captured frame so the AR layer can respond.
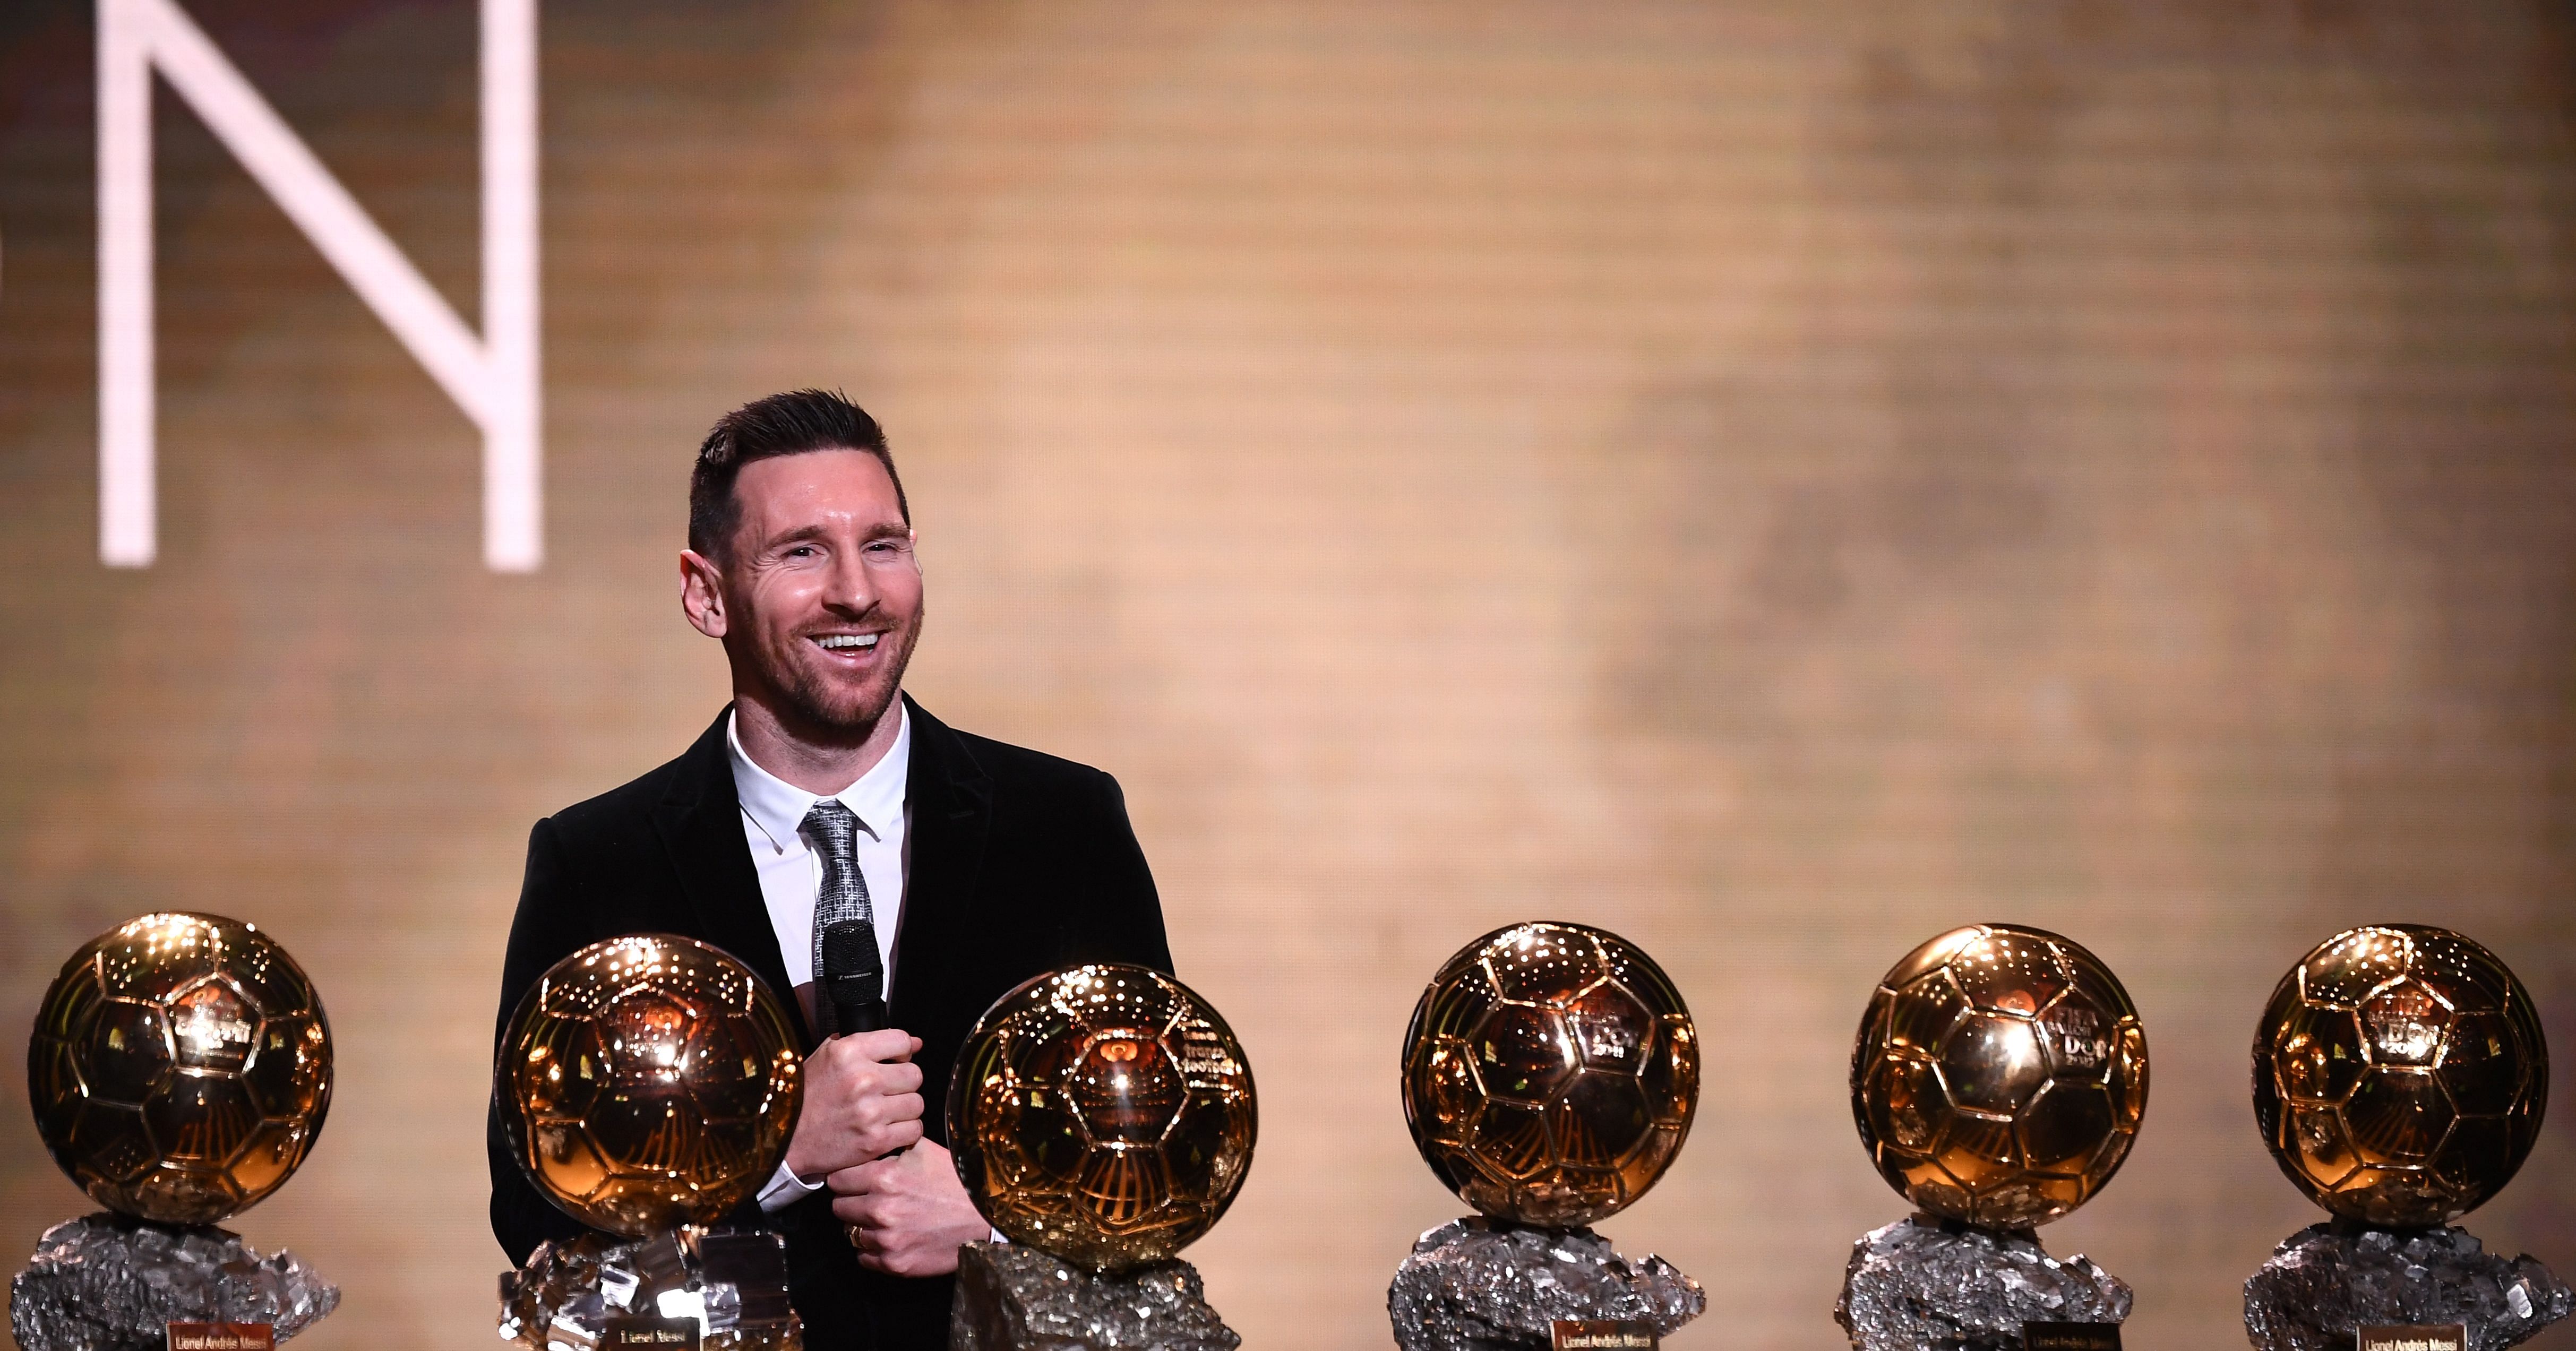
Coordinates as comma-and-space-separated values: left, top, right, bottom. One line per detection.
726, 702, 912, 856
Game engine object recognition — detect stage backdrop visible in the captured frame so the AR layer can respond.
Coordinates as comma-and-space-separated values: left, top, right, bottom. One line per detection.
4, 1, 2574, 1346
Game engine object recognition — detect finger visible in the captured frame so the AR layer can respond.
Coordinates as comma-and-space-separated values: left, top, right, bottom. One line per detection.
842, 1028, 916, 1064
850, 1086, 922, 1127
857, 1191, 908, 1229
836, 1199, 901, 1239
811, 1045, 886, 1113
827, 1156, 898, 1195
875, 1061, 924, 1096
811, 1034, 870, 1077
874, 1248, 931, 1278
861, 1116, 925, 1157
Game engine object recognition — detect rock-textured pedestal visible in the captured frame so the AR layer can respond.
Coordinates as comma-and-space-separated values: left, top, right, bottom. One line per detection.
1387, 1218, 1706, 1351
499, 1227, 800, 1351
1834, 1215, 2131, 1351
9, 1214, 339, 1351
948, 1242, 1239, 1351
2243, 1224, 2572, 1351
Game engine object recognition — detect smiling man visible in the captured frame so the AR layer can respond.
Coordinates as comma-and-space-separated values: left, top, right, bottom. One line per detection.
488, 390, 1172, 1350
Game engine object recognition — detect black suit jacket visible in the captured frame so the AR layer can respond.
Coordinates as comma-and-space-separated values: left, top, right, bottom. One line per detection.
489, 697, 1172, 1350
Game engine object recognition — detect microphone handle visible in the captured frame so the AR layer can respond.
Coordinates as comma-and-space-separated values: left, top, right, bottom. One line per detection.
831, 989, 888, 1037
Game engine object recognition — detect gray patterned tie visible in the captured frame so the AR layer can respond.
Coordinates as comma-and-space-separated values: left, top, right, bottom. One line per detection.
802, 798, 874, 1038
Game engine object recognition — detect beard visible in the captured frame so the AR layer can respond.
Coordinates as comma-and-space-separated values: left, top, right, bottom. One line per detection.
755, 611, 922, 742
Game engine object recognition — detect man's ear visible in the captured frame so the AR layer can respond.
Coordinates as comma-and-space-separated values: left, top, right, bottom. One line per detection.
680, 549, 728, 639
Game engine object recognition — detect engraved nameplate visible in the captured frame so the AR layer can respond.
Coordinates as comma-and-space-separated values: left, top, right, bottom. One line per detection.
602, 1316, 701, 1350
1552, 1319, 1659, 1350
166, 1323, 273, 1351
2357, 1325, 2467, 1351
2023, 1320, 2122, 1351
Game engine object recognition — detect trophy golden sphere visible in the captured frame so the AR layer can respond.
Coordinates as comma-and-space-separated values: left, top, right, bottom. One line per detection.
25, 913, 332, 1226
948, 963, 1257, 1273
495, 934, 802, 1237
1850, 924, 2147, 1230
1401, 922, 1698, 1228
2252, 924, 2547, 1228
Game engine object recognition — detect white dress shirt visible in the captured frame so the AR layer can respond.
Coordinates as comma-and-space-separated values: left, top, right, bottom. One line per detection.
733, 703, 911, 1212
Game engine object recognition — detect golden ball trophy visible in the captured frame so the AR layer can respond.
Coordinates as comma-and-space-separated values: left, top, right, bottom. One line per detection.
493, 934, 805, 1351
2242, 925, 2569, 1351
945, 962, 1258, 1351
1838, 924, 2149, 1351
13, 913, 339, 1351
1389, 921, 1705, 1351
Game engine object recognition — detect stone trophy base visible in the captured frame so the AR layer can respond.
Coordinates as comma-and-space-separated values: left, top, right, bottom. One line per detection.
947, 1241, 1240, 1351
2243, 1223, 2573, 1351
499, 1226, 801, 1351
8, 1213, 339, 1351
1834, 1215, 2131, 1351
1386, 1217, 1706, 1351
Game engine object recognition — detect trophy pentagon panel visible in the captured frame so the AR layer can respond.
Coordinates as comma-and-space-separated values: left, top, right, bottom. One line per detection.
26, 913, 333, 1226
494, 934, 801, 1237
2252, 924, 2547, 1228
1401, 922, 1698, 1228
949, 963, 1257, 1273
1850, 924, 2146, 1229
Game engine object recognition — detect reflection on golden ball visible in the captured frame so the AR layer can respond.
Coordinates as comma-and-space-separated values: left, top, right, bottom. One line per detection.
948, 963, 1257, 1273
2253, 925, 2547, 1228
1401, 922, 1698, 1228
26, 913, 332, 1226
495, 934, 802, 1237
1851, 924, 2147, 1230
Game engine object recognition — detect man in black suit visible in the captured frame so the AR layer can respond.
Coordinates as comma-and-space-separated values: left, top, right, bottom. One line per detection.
490, 390, 1172, 1349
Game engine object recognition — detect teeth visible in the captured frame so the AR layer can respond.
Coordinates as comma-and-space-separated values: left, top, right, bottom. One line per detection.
816, 634, 880, 650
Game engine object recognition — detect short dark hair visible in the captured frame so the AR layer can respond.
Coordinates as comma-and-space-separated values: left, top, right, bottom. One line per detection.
688, 389, 909, 558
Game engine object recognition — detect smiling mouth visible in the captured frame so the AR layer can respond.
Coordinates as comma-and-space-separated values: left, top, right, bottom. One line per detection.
812, 633, 882, 651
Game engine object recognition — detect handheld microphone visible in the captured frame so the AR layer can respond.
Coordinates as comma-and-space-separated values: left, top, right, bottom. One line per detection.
819, 918, 888, 1038
820, 917, 908, 1242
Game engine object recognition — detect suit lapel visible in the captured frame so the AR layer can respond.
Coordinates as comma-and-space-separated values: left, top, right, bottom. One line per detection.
888, 695, 993, 1030
651, 707, 815, 1048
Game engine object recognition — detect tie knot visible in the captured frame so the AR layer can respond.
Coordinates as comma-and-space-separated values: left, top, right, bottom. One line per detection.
801, 798, 860, 849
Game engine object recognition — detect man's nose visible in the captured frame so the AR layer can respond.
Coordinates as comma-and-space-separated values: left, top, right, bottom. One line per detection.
821, 547, 878, 614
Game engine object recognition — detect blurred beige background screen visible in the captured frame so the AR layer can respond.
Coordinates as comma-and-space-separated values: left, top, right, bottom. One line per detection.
2, 1, 2572, 1347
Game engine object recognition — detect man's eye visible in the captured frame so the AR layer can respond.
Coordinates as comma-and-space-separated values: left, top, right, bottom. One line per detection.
785, 546, 817, 558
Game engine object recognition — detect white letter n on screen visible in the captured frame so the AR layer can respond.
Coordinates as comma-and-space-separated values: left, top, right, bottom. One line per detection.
97, 0, 540, 571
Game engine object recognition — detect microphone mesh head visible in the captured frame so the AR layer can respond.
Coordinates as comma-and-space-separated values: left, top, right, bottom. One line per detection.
821, 918, 880, 976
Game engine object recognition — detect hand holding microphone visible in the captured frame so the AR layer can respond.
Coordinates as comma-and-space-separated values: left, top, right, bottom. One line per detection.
810, 924, 1003, 1275
779, 919, 923, 1183
821, 919, 908, 1168
813, 918, 939, 1258
814, 911, 994, 1271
